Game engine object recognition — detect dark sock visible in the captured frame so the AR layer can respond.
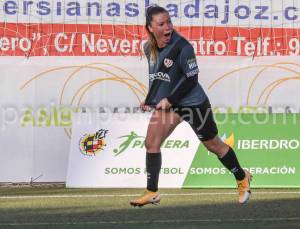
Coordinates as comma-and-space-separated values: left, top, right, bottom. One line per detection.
219, 147, 245, 180
146, 152, 162, 192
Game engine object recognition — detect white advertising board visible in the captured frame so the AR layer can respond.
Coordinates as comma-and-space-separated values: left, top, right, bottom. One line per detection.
66, 112, 200, 188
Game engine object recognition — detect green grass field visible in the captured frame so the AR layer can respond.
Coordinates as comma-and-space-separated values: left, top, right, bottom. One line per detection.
0, 187, 300, 229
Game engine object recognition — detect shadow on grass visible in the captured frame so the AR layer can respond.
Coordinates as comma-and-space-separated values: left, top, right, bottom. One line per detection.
0, 197, 300, 229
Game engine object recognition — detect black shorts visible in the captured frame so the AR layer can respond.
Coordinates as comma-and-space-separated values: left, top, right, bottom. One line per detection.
172, 99, 218, 141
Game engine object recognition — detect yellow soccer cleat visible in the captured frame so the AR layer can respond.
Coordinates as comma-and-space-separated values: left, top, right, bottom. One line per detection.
237, 170, 253, 204
130, 190, 161, 207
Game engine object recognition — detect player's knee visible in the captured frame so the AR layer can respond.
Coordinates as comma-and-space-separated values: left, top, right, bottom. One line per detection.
145, 137, 161, 152
204, 140, 228, 157
205, 143, 219, 154
203, 139, 224, 154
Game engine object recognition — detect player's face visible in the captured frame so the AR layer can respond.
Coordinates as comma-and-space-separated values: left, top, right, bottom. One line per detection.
148, 12, 173, 48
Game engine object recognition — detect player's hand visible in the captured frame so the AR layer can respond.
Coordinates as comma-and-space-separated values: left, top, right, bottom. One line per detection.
156, 98, 172, 110
140, 101, 151, 112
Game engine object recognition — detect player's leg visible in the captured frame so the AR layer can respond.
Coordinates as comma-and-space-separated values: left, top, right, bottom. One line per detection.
130, 110, 182, 207
186, 99, 252, 204
202, 136, 252, 204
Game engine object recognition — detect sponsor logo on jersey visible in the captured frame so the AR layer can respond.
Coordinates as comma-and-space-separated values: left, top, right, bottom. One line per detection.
187, 58, 198, 70
186, 58, 199, 77
186, 69, 199, 78
149, 72, 170, 82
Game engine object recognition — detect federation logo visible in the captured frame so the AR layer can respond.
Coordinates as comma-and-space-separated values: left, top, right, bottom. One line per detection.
164, 58, 173, 68
79, 129, 109, 156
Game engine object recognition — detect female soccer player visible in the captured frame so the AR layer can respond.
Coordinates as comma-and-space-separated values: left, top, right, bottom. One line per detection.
130, 5, 252, 207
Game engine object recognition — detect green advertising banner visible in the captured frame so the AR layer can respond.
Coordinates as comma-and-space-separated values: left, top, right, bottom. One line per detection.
183, 114, 300, 188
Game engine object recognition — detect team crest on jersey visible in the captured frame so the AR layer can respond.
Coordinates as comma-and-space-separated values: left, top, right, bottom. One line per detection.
164, 58, 173, 68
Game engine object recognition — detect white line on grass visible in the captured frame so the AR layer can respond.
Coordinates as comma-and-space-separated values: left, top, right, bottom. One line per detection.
0, 191, 300, 199
0, 217, 300, 226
